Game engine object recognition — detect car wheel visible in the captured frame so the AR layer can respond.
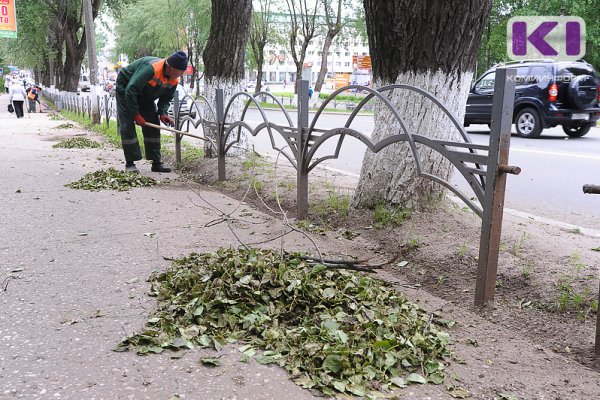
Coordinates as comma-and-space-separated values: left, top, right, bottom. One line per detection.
515, 108, 543, 138
562, 122, 593, 138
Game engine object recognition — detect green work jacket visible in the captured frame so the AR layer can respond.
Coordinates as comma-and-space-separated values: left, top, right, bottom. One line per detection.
116, 56, 178, 118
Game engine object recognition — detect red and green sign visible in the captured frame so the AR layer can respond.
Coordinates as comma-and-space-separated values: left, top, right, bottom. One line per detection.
0, 0, 17, 39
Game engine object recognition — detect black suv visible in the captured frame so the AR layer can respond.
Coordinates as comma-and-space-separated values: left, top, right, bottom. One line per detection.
464, 60, 600, 138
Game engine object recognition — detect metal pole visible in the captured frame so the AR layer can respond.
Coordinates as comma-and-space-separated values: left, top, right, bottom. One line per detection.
173, 90, 182, 166
216, 89, 226, 181
104, 95, 109, 128
475, 68, 517, 306
296, 79, 309, 219
83, 0, 100, 123
582, 184, 600, 354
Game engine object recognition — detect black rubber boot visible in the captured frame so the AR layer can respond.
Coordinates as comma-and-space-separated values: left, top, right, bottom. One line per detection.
151, 161, 171, 173
125, 161, 139, 174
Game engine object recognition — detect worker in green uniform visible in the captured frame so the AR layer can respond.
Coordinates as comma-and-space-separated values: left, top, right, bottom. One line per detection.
116, 51, 188, 173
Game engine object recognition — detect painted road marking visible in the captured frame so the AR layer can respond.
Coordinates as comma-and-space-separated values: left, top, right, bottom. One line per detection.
511, 147, 600, 161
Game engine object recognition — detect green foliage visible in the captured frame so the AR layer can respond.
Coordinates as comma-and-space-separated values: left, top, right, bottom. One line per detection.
569, 227, 582, 235
242, 152, 270, 171
177, 144, 205, 170
65, 168, 157, 191
457, 243, 468, 258
568, 252, 586, 271
56, 123, 75, 129
60, 109, 141, 150
117, 248, 452, 396
296, 220, 327, 235
509, 231, 528, 257
0, 0, 52, 71
52, 137, 103, 149
373, 204, 411, 228
554, 276, 598, 320
114, 0, 211, 62
521, 260, 534, 279
310, 191, 350, 219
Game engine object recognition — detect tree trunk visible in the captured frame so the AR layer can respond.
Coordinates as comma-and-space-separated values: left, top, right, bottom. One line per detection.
353, 0, 492, 209
255, 57, 264, 94
48, 0, 100, 92
313, 32, 334, 93
202, 0, 252, 157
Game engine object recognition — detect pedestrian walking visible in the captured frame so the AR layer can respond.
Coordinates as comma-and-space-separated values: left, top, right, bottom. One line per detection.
9, 81, 27, 118
116, 51, 188, 173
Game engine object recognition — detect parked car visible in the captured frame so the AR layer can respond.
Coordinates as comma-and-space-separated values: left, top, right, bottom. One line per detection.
167, 84, 196, 120
464, 59, 600, 138
78, 75, 91, 92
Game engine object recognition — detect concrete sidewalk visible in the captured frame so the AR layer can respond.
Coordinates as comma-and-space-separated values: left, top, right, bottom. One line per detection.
0, 94, 324, 399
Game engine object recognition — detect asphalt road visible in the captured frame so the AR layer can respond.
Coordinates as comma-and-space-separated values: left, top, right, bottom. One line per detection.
241, 108, 600, 229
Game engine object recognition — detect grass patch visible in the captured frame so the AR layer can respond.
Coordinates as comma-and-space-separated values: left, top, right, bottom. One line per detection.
242, 152, 270, 171
117, 248, 451, 397
373, 204, 411, 228
509, 231, 529, 257
554, 275, 598, 320
60, 110, 124, 149
310, 191, 351, 219
180, 144, 205, 166
52, 137, 102, 149
65, 167, 157, 191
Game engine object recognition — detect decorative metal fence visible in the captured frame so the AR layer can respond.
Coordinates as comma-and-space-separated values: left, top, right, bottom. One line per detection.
583, 184, 600, 354
42, 71, 520, 306
43, 91, 115, 128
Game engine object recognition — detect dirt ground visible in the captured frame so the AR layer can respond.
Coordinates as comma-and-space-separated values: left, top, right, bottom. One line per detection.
170, 143, 600, 399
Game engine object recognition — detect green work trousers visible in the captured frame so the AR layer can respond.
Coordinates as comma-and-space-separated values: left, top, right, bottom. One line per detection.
117, 100, 161, 162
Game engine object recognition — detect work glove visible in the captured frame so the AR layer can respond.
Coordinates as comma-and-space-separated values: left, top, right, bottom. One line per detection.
133, 114, 146, 126
160, 114, 174, 127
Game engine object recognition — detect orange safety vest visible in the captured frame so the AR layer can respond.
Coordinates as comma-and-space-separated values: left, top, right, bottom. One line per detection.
147, 59, 179, 89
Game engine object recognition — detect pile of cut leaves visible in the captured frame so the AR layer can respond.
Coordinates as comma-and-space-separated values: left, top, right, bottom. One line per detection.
117, 248, 452, 397
66, 167, 157, 191
53, 137, 102, 149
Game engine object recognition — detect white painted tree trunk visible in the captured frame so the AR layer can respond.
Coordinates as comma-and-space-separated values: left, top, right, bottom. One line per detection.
352, 70, 473, 209
203, 77, 248, 157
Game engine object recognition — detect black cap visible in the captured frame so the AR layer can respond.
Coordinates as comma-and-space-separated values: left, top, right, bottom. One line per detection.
166, 51, 188, 71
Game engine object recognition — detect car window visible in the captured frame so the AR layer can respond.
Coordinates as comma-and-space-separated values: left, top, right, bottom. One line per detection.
528, 66, 551, 86
513, 67, 531, 85
474, 72, 496, 92
556, 62, 597, 78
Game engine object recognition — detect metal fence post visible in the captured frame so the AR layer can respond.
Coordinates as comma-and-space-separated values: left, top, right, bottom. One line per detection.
296, 80, 310, 220
475, 68, 517, 306
582, 184, 600, 354
216, 89, 226, 181
104, 95, 109, 128
173, 90, 182, 166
